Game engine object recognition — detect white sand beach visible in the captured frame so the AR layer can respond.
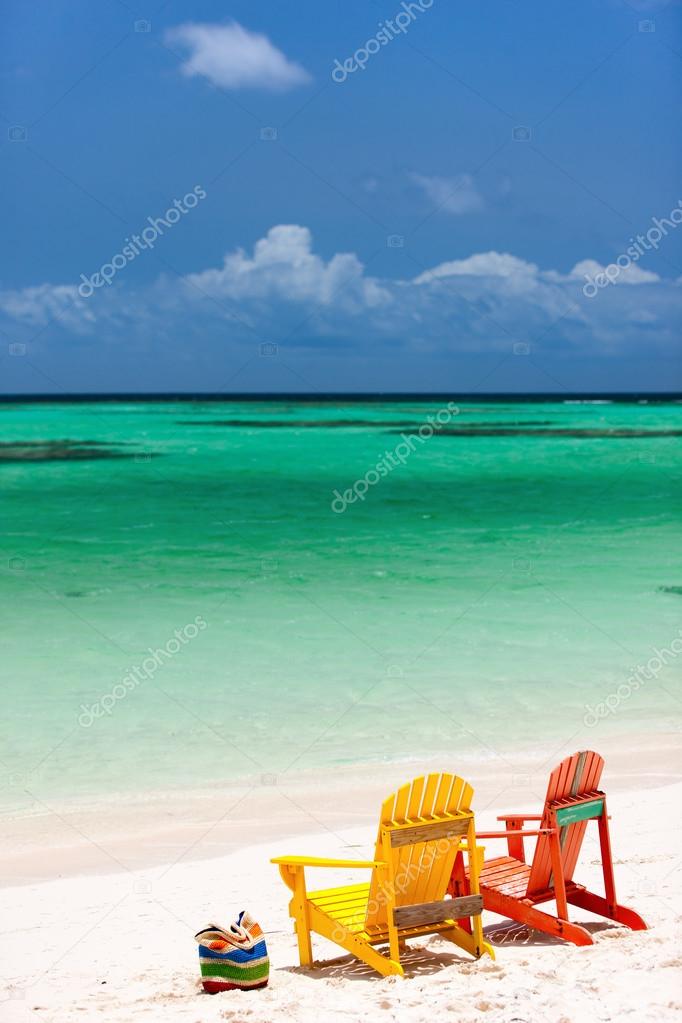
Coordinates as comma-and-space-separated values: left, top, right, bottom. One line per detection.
1, 736, 681, 1023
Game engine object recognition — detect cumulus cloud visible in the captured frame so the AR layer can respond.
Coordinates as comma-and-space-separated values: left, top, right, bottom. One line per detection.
415, 251, 538, 283
186, 225, 389, 310
165, 21, 311, 91
1, 226, 678, 359
0, 283, 95, 331
570, 258, 660, 285
410, 173, 485, 215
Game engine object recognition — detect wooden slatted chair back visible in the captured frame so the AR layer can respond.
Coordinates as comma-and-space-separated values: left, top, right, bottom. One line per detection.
364, 773, 474, 933
527, 750, 605, 895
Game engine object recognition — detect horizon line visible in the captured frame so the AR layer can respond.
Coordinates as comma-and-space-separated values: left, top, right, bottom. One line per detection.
0, 390, 681, 404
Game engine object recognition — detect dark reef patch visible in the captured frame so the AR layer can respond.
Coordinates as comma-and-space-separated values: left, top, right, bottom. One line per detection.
0, 440, 156, 462
175, 418, 556, 430
445, 421, 554, 428
389, 427, 682, 439
175, 419, 419, 428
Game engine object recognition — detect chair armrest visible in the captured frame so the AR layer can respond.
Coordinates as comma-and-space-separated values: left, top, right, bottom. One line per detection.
476, 829, 554, 839
496, 814, 543, 821
271, 856, 384, 868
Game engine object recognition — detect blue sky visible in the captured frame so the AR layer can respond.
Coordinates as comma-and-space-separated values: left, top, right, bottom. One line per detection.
1, 0, 681, 393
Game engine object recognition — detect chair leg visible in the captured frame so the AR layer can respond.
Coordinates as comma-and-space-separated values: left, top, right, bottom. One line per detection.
335, 934, 404, 977
448, 849, 467, 896
449, 851, 474, 934
548, 827, 569, 921
465, 819, 489, 958
442, 921, 496, 960
355, 942, 403, 978
505, 818, 526, 862
567, 888, 647, 931
482, 889, 594, 946
308, 906, 404, 977
342, 933, 403, 977
291, 871, 313, 967
387, 921, 402, 967
597, 805, 617, 906
293, 913, 313, 967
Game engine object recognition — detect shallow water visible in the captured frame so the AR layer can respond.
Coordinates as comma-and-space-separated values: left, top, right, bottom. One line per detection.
1, 398, 680, 810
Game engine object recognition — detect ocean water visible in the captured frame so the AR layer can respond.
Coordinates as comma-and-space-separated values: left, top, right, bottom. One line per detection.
1, 398, 681, 811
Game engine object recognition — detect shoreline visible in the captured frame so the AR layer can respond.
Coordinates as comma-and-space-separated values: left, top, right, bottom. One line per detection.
1, 760, 680, 1022
3, 730, 680, 888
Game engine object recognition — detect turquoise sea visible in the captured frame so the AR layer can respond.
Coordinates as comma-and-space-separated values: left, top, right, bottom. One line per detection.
1, 398, 681, 812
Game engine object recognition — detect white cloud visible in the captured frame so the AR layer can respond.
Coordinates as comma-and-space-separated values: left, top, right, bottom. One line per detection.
165, 21, 311, 92
570, 258, 660, 285
0, 283, 94, 330
415, 251, 538, 283
2, 227, 679, 359
619, 264, 660, 284
186, 224, 389, 310
410, 172, 485, 215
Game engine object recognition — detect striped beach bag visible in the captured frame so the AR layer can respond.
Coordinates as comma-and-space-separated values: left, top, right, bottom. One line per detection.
195, 912, 269, 993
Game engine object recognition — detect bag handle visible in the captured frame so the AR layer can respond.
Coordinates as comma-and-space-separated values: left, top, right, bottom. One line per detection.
195, 922, 251, 948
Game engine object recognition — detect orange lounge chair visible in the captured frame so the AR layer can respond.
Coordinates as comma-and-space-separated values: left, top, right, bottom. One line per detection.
449, 750, 647, 946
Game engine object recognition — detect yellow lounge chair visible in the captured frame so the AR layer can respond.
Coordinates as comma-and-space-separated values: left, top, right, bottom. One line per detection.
272, 773, 494, 977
